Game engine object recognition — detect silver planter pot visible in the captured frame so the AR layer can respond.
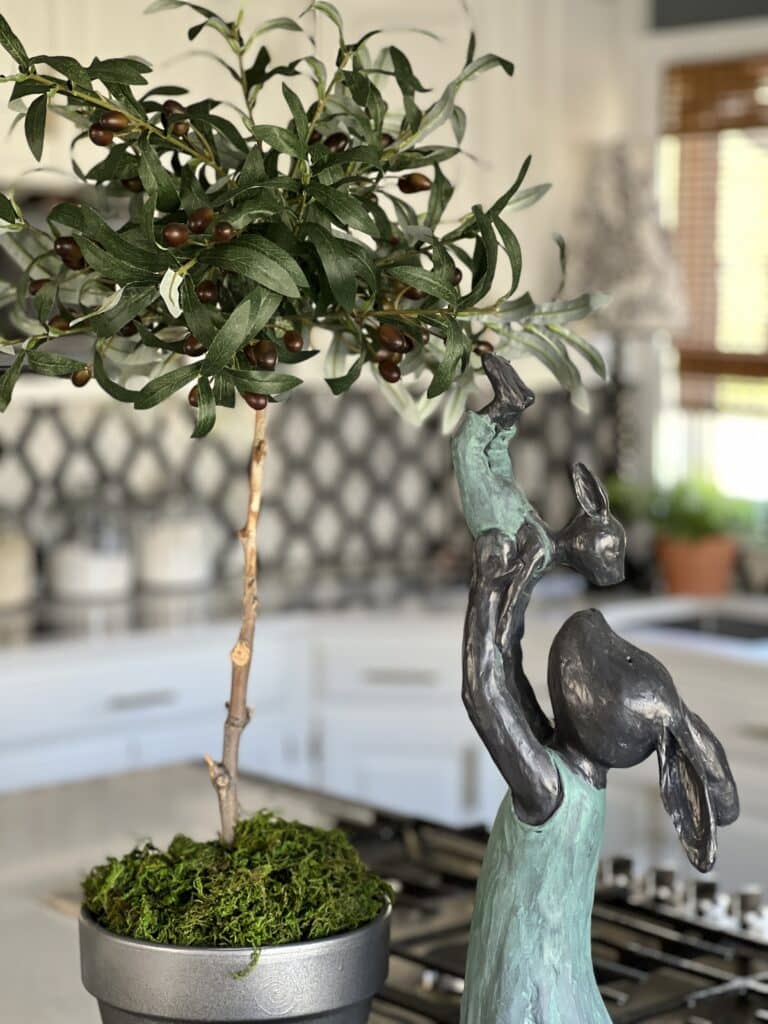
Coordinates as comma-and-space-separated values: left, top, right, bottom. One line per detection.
79, 905, 391, 1023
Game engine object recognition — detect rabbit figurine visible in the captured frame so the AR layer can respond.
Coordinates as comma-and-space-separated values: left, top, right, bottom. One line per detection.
452, 355, 739, 1024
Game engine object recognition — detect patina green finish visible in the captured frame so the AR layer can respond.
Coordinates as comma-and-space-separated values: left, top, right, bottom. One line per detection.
460, 751, 609, 1024
451, 411, 554, 560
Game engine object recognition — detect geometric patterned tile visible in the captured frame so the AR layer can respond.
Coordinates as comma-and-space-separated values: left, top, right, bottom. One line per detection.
0, 379, 619, 597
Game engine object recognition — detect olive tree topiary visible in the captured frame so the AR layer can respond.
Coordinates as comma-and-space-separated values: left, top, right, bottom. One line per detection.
0, 1, 606, 847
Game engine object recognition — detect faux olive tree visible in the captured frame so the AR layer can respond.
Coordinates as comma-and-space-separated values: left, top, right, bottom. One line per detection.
0, 1, 605, 847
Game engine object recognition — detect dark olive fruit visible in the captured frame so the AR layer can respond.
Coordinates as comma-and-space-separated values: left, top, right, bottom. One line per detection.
162, 99, 190, 138
403, 286, 425, 300
29, 278, 49, 296
71, 366, 92, 388
309, 129, 322, 144
119, 320, 138, 337
473, 341, 494, 355
121, 177, 143, 193
188, 206, 215, 234
48, 314, 71, 331
163, 99, 187, 117
195, 280, 218, 304
374, 347, 402, 365
89, 123, 114, 147
379, 359, 402, 383
398, 172, 432, 194
452, 264, 463, 286
99, 111, 130, 132
402, 335, 415, 352
54, 236, 85, 269
188, 385, 200, 408
212, 221, 235, 244
244, 392, 268, 410
380, 132, 394, 147
245, 339, 277, 371
377, 323, 406, 352
183, 334, 206, 357
324, 131, 349, 153
162, 222, 190, 248
283, 330, 304, 353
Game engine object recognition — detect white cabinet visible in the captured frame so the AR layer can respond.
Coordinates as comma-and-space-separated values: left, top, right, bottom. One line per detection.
308, 610, 489, 826
0, 616, 310, 793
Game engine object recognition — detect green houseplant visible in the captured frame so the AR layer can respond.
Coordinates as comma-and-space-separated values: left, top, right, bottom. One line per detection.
609, 477, 753, 595
0, 2, 606, 1020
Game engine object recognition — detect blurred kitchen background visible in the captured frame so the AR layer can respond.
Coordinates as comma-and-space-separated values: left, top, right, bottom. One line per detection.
2, 0, 768, 976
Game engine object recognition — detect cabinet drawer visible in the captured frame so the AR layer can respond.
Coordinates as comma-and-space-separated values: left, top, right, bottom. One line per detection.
316, 633, 459, 698
1, 656, 219, 745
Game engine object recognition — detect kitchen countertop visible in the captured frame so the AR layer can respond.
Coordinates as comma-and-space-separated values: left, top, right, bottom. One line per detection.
0, 764, 358, 1024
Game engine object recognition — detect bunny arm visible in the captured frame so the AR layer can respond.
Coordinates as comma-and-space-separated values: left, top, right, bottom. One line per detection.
463, 531, 561, 825
453, 411, 555, 742
495, 520, 556, 742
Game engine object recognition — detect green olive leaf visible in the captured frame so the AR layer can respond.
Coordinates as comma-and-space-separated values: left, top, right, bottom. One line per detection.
24, 93, 47, 162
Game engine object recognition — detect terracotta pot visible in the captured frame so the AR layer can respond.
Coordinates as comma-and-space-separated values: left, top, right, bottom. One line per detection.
655, 534, 736, 595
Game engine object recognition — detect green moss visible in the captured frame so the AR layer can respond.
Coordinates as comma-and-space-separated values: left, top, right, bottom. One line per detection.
82, 812, 391, 950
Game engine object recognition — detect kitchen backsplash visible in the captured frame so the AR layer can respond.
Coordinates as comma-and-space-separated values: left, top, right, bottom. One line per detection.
0, 381, 617, 594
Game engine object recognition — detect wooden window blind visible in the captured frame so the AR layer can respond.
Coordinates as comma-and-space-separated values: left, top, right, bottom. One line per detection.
659, 57, 768, 412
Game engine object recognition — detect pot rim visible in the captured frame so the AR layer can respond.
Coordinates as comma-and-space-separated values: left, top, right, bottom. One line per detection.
79, 899, 392, 957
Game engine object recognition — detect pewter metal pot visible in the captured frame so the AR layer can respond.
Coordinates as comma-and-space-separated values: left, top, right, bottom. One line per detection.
79, 905, 391, 1023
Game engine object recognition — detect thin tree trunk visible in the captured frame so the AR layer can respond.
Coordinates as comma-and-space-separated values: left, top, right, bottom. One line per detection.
206, 409, 268, 846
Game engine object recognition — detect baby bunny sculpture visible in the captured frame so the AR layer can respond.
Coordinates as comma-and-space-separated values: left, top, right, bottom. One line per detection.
452, 355, 738, 1024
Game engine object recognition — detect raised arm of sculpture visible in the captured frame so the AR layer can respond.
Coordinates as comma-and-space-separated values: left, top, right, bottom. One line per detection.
462, 525, 561, 824
452, 353, 626, 810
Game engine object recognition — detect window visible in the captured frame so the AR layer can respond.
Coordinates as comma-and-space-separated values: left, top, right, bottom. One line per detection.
656, 56, 768, 500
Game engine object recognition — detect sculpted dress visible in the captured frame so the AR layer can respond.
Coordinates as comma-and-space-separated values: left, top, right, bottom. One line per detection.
460, 751, 609, 1024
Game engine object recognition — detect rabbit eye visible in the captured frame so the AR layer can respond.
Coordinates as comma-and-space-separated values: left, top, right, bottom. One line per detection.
625, 656, 633, 664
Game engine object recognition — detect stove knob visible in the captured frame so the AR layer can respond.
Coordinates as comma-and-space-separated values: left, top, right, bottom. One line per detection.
737, 886, 763, 928
597, 860, 610, 887
611, 856, 633, 887
650, 867, 676, 903
694, 879, 718, 914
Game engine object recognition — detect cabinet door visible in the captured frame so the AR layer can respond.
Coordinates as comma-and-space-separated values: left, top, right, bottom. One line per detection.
319, 706, 484, 826
237, 710, 300, 785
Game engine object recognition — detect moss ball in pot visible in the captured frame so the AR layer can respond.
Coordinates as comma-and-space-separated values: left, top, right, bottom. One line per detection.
80, 812, 392, 1023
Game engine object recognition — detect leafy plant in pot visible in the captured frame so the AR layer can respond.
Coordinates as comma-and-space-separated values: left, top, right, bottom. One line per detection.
609, 477, 754, 595
0, 3, 606, 1021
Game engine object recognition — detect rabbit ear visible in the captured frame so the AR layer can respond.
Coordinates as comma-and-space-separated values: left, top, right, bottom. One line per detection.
685, 708, 740, 826
571, 463, 610, 518
657, 725, 718, 872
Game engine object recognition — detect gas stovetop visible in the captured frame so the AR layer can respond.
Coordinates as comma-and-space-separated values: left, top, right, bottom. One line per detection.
340, 812, 768, 1023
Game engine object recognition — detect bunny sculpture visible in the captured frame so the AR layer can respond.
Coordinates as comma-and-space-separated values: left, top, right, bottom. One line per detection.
452, 354, 738, 1024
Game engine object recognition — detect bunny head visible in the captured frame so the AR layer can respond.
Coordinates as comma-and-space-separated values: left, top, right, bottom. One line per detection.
547, 609, 739, 872
556, 463, 626, 587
